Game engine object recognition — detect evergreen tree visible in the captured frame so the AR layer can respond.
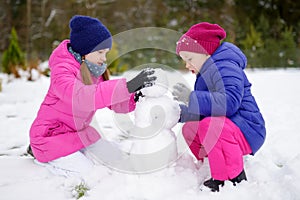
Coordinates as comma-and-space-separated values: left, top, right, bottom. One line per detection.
107, 41, 128, 75
2, 27, 25, 78
280, 27, 297, 66
240, 24, 264, 68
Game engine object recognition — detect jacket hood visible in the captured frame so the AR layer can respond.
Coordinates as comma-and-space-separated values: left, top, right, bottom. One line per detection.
211, 42, 247, 69
49, 39, 80, 70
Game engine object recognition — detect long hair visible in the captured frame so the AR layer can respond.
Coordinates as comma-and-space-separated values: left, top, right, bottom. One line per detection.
80, 59, 110, 85
80, 61, 93, 85
102, 69, 110, 81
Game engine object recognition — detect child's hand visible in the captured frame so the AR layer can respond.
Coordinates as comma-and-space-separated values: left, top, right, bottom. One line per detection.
172, 83, 191, 105
126, 68, 157, 93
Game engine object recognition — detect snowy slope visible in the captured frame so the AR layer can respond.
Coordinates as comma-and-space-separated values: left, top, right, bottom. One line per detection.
0, 69, 300, 200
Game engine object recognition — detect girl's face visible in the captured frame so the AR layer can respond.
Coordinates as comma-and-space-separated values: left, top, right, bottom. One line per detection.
85, 48, 110, 65
179, 51, 210, 74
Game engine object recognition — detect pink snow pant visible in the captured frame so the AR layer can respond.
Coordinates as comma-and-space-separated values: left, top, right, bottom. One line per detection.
182, 117, 252, 181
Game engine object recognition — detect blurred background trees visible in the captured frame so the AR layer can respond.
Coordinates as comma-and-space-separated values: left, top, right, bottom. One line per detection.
2, 27, 26, 78
0, 0, 299, 78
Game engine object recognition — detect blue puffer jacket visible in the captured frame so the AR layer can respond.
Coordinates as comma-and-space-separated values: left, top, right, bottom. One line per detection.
180, 42, 266, 154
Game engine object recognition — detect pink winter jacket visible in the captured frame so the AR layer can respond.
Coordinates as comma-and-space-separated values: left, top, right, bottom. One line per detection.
29, 40, 136, 162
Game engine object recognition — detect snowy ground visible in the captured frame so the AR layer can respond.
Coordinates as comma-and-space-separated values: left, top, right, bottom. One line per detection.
0, 68, 300, 200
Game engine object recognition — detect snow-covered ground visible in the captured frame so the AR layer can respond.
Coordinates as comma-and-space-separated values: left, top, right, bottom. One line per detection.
0, 68, 300, 200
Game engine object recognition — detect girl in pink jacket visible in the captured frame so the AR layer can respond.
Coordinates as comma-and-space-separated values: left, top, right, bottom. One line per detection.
28, 15, 156, 175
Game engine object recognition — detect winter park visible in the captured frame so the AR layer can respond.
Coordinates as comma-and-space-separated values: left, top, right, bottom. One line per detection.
1, 1, 300, 200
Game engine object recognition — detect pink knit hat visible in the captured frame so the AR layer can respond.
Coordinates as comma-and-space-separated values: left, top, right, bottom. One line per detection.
176, 22, 226, 55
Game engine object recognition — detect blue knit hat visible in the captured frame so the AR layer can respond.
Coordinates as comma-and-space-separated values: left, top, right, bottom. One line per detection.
69, 15, 112, 56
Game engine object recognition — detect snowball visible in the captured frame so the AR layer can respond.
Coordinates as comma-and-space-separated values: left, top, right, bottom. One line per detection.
127, 129, 176, 154
134, 95, 180, 129
117, 129, 178, 172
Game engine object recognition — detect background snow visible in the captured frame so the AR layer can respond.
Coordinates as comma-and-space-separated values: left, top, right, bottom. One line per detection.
0, 68, 300, 200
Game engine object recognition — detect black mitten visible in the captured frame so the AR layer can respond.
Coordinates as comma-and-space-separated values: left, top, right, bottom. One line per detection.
126, 68, 157, 93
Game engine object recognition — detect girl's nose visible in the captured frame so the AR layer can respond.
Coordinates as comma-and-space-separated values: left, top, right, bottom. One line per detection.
101, 55, 107, 62
185, 63, 191, 69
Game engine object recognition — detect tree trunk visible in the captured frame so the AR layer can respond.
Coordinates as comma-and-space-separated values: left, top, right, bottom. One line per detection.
26, 0, 31, 63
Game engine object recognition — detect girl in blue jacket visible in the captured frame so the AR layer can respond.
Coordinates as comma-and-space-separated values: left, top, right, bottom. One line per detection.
173, 22, 266, 192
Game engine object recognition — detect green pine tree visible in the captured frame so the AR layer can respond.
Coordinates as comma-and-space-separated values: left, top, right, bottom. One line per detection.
280, 27, 297, 67
107, 41, 128, 75
240, 24, 264, 68
2, 27, 25, 78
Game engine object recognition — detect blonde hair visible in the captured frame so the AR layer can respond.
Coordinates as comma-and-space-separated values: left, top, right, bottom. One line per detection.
80, 56, 110, 85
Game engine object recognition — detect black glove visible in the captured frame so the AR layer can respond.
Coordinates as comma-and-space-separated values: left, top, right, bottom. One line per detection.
126, 68, 157, 93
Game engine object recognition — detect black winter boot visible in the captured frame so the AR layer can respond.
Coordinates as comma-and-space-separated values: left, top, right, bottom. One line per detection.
230, 169, 247, 186
27, 145, 35, 158
203, 178, 225, 192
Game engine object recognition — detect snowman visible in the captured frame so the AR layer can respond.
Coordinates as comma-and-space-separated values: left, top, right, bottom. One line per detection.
115, 68, 181, 173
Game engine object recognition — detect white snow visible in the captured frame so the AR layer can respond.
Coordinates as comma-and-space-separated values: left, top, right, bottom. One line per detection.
0, 68, 300, 200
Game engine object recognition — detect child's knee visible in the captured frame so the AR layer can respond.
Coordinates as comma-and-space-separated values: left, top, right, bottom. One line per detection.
198, 117, 231, 148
